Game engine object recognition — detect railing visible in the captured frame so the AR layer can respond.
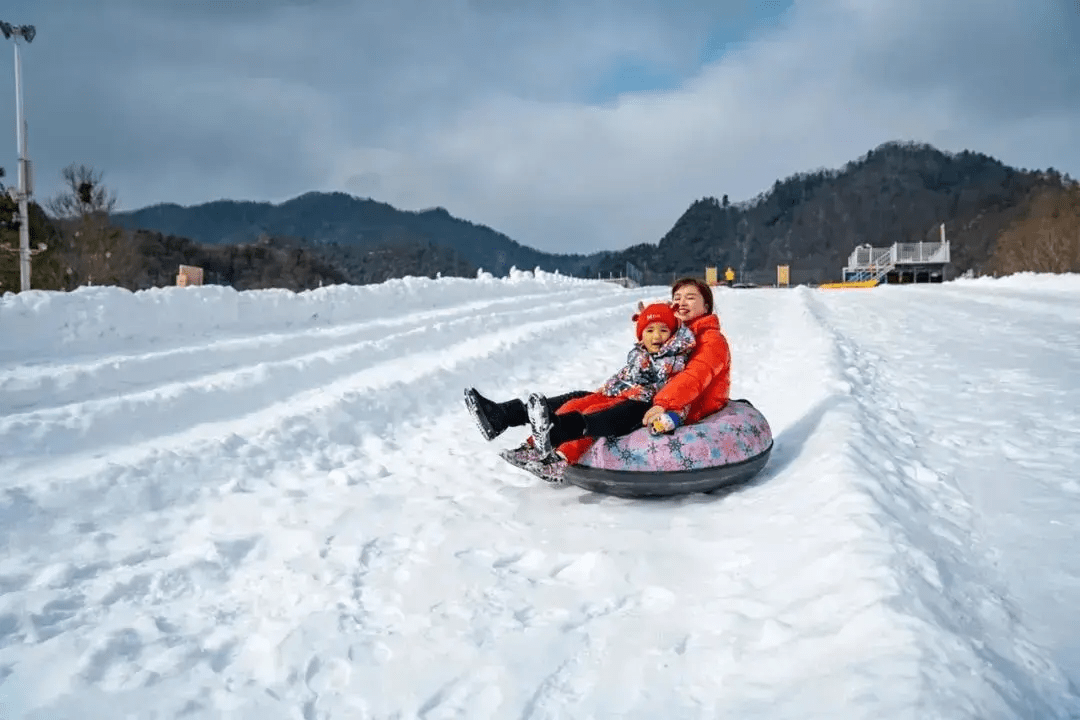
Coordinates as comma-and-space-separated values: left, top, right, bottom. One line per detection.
846, 265, 891, 282
893, 242, 949, 264
848, 242, 950, 269
844, 246, 895, 282
846, 246, 891, 266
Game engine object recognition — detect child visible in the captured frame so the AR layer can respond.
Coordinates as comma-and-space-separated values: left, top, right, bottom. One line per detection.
520, 302, 694, 481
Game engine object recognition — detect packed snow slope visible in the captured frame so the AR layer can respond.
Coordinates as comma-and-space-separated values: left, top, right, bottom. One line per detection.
1, 270, 1079, 719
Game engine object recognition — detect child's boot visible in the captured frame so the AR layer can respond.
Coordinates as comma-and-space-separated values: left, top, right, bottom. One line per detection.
524, 455, 569, 484
465, 388, 526, 441
527, 393, 555, 457
528, 394, 588, 459
499, 439, 542, 469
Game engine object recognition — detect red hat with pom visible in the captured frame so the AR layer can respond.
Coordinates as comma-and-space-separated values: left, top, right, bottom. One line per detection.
633, 303, 680, 340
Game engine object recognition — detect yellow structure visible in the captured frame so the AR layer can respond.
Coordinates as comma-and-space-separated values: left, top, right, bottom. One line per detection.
724, 267, 735, 284
819, 279, 878, 290
705, 266, 718, 286
777, 265, 790, 287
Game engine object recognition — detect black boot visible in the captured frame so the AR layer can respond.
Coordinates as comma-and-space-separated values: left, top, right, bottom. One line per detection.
464, 388, 527, 441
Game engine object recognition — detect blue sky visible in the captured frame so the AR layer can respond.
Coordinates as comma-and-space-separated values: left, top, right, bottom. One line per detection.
0, 0, 1076, 254
590, 1, 794, 101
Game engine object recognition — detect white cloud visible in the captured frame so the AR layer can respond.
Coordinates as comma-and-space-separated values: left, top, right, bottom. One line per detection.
3, 0, 1076, 254
310, 0, 1079, 253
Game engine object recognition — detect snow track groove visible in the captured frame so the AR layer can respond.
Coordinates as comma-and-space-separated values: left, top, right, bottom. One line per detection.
0, 291, 634, 480
0, 288, 602, 414
804, 288, 1080, 718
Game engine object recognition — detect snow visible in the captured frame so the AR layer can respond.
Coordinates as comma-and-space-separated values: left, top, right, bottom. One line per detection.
1, 270, 1079, 719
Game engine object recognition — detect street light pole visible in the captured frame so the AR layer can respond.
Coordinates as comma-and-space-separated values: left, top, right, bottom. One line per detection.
2, 20, 35, 292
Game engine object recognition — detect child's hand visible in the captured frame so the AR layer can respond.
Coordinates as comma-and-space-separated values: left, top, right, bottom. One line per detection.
648, 411, 682, 436
642, 405, 665, 426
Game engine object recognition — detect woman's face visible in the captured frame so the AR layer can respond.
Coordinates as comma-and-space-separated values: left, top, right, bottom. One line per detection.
672, 285, 708, 323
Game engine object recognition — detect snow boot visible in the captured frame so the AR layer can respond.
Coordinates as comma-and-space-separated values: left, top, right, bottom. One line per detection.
523, 455, 569, 484
499, 440, 543, 470
464, 388, 526, 441
527, 393, 555, 458
528, 394, 590, 459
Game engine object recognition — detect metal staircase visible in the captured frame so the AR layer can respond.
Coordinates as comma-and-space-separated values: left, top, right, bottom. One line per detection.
844, 245, 897, 283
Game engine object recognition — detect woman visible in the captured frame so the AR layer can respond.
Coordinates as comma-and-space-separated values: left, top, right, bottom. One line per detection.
641, 276, 731, 431
465, 276, 731, 481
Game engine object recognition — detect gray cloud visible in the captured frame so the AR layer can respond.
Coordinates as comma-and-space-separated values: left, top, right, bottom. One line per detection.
0, 0, 1076, 255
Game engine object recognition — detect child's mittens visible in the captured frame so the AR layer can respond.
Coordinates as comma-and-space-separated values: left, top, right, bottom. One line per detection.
648, 411, 682, 436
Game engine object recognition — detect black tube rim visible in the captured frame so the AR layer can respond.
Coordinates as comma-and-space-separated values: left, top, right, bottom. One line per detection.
564, 442, 774, 498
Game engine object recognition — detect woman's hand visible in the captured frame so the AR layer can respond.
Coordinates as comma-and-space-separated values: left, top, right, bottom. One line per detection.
642, 405, 666, 427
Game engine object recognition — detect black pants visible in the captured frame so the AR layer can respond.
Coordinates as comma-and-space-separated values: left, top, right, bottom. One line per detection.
550, 399, 651, 446
495, 391, 649, 445
496, 391, 591, 428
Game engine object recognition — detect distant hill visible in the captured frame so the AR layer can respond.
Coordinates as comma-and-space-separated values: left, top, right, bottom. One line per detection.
596, 141, 1068, 284
109, 141, 1071, 287
112, 192, 605, 278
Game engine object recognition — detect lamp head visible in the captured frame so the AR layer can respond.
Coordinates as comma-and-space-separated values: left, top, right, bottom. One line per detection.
0, 22, 35, 42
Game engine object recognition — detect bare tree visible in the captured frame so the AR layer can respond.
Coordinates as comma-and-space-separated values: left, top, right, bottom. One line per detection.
989, 184, 1080, 275
46, 164, 135, 287
46, 163, 117, 219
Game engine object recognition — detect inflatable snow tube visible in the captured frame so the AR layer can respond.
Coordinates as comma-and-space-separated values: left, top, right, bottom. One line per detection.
564, 399, 773, 499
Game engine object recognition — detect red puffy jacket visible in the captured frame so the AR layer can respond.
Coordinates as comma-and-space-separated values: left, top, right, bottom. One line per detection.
651, 313, 730, 423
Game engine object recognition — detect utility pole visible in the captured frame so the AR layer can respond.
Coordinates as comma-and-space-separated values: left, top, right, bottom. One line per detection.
2, 20, 36, 292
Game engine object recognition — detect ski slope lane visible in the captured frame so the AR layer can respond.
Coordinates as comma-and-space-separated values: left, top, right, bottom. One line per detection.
1, 277, 1077, 719
809, 283, 1080, 714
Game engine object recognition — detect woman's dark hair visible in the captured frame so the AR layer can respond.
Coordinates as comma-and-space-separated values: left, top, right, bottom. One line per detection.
671, 277, 714, 313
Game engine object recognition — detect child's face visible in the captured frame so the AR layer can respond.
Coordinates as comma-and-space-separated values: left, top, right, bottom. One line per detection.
640, 322, 673, 353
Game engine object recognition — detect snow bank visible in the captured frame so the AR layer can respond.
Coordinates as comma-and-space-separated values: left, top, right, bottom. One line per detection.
951, 271, 1080, 292
0, 269, 607, 364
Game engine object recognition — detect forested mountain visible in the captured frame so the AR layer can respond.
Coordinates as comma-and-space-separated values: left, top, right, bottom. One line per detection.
112, 193, 601, 278
595, 141, 1072, 284
7, 140, 1075, 293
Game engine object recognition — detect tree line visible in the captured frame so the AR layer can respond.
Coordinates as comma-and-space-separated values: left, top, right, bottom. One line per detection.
985, 182, 1080, 275
0, 164, 346, 292
2, 153, 1078, 294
